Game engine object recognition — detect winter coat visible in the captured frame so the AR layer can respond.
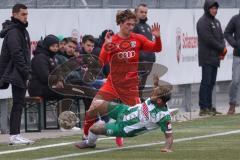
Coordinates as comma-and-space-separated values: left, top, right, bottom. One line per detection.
0, 17, 31, 88
197, 0, 225, 67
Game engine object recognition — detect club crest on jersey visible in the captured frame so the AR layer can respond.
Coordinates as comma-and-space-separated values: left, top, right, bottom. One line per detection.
130, 41, 136, 48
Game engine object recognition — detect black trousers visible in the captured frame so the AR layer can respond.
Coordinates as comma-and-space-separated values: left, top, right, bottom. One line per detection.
82, 98, 92, 112
138, 62, 154, 100
10, 85, 26, 135
199, 64, 218, 109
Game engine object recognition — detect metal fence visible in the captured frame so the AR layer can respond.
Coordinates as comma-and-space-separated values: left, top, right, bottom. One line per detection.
0, 0, 240, 9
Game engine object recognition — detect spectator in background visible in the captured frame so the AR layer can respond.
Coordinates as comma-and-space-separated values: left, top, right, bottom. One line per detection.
81, 35, 95, 56
55, 37, 94, 114
224, 13, 240, 115
57, 35, 66, 54
55, 37, 83, 91
28, 35, 64, 99
133, 3, 156, 102
80, 34, 109, 125
55, 37, 77, 64
94, 29, 114, 57
197, 0, 227, 116
79, 35, 110, 129
0, 4, 34, 145
30, 36, 81, 132
93, 29, 114, 77
80, 35, 106, 90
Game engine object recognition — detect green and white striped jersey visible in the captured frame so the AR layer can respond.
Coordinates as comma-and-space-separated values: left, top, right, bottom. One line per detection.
121, 98, 172, 136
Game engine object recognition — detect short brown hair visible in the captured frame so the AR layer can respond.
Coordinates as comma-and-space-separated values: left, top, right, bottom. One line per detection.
65, 37, 77, 46
12, 3, 27, 13
116, 9, 136, 25
135, 3, 148, 13
82, 35, 95, 44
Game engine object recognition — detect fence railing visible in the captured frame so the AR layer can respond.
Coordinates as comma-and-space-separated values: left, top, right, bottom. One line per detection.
0, 0, 240, 9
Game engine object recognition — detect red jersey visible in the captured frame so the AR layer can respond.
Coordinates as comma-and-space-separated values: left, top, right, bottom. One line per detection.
98, 33, 162, 105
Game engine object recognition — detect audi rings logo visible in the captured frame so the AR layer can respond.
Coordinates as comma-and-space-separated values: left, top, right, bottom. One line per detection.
118, 50, 136, 59
176, 27, 182, 64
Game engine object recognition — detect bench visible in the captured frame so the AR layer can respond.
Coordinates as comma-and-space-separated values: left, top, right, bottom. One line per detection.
24, 97, 43, 132
24, 96, 82, 132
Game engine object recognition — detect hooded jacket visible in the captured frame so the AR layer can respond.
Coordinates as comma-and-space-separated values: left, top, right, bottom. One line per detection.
0, 17, 31, 88
224, 12, 240, 57
197, 0, 225, 67
28, 36, 59, 97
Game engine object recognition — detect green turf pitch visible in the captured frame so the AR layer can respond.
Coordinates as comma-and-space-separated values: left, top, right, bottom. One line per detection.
0, 114, 239, 160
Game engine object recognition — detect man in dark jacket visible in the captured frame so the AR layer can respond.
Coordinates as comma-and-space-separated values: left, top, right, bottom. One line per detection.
55, 37, 96, 113
197, 0, 227, 116
55, 37, 82, 83
133, 3, 156, 101
80, 35, 105, 83
224, 12, 240, 115
0, 4, 34, 145
28, 35, 64, 99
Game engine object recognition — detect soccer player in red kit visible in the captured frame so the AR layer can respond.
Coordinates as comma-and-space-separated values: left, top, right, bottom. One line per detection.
79, 9, 162, 147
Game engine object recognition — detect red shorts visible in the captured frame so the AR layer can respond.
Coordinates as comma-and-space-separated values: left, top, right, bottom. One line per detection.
97, 80, 140, 106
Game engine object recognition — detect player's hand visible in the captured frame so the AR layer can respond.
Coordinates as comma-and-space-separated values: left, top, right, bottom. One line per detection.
104, 31, 112, 44
219, 47, 227, 60
151, 23, 160, 38
160, 148, 173, 153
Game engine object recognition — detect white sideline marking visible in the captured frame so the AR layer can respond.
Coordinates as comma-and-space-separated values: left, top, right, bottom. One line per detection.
0, 137, 114, 156
36, 130, 240, 160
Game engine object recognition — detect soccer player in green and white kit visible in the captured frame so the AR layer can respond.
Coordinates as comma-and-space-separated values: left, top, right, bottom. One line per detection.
75, 77, 176, 152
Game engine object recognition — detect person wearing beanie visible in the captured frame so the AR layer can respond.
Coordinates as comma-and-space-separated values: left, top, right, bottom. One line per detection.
57, 35, 66, 54
28, 34, 64, 99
